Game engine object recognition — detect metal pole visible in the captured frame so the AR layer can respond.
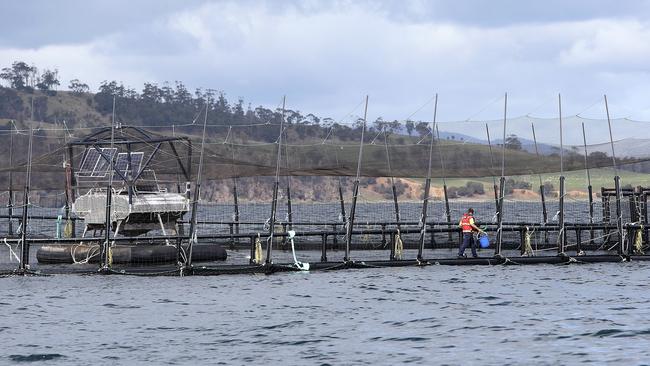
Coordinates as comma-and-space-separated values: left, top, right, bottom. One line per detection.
284, 130, 293, 233
19, 127, 33, 271
558, 94, 566, 255
495, 93, 507, 256
7, 127, 14, 236
558, 176, 566, 254
126, 143, 133, 206
417, 94, 437, 261
265, 96, 287, 265
643, 192, 649, 249
559, 94, 564, 174
501, 93, 507, 178
604, 95, 618, 174
62, 124, 72, 239
101, 96, 117, 270
337, 177, 346, 227
531, 123, 548, 244
335, 151, 347, 245
485, 124, 499, 215
581, 122, 594, 244
435, 125, 453, 242
604, 95, 623, 254
230, 142, 240, 236
614, 176, 624, 255
187, 101, 210, 268
232, 177, 240, 234
602, 187, 611, 245
495, 176, 505, 256
383, 126, 402, 260
68, 144, 76, 235
344, 95, 369, 262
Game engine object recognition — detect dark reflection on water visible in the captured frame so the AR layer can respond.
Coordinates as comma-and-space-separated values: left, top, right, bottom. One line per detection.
3, 262, 650, 365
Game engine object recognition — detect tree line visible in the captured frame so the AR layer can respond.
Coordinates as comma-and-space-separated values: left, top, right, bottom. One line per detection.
0, 59, 638, 175
0, 60, 523, 144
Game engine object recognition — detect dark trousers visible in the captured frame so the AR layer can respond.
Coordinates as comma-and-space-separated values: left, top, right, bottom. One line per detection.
459, 232, 477, 257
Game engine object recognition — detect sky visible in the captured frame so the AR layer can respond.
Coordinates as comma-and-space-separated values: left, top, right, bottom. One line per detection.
2, 0, 650, 145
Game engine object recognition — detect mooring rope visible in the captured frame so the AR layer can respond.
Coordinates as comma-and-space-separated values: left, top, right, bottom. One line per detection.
3, 238, 21, 263
254, 234, 263, 264
394, 230, 403, 260
522, 226, 534, 257
63, 219, 73, 238
70, 243, 99, 265
635, 226, 645, 254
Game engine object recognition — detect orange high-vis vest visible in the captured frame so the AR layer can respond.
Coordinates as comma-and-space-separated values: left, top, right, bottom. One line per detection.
460, 213, 473, 232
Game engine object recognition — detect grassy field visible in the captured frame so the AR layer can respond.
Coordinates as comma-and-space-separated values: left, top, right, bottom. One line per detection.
427, 167, 650, 192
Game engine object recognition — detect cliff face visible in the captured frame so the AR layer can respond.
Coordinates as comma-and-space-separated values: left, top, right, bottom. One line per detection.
198, 176, 431, 203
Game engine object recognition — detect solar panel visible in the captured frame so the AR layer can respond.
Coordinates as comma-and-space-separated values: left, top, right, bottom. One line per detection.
77, 149, 100, 176
113, 152, 144, 178
90, 148, 117, 177
76, 149, 153, 187
77, 148, 117, 177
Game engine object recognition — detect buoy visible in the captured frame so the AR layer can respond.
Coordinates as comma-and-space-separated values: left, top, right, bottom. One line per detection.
479, 234, 490, 248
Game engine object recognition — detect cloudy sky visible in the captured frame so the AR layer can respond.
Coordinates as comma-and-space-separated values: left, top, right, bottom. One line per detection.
2, 0, 650, 144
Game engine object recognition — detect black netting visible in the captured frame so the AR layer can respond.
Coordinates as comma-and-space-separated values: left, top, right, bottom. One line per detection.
2, 115, 650, 190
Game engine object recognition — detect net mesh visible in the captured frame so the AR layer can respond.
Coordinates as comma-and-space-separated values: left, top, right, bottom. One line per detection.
1, 114, 650, 189
1, 111, 650, 273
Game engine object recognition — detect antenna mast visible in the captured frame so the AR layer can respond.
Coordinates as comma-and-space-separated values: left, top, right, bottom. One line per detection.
344, 95, 369, 262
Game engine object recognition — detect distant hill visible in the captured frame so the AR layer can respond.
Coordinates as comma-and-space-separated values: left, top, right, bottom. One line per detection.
585, 138, 650, 158
0, 84, 641, 204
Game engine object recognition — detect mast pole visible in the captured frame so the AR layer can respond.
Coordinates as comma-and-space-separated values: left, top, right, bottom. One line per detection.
417, 94, 437, 261
495, 93, 507, 257
344, 95, 369, 262
383, 126, 401, 229
101, 96, 117, 270
435, 124, 453, 242
581, 122, 594, 244
531, 123, 548, 245
604, 95, 618, 174
604, 95, 624, 255
383, 126, 402, 260
230, 142, 240, 238
558, 94, 566, 255
284, 126, 293, 234
265, 96, 287, 265
333, 150, 347, 252
485, 124, 500, 219
187, 101, 210, 269
19, 127, 34, 272
8, 125, 14, 236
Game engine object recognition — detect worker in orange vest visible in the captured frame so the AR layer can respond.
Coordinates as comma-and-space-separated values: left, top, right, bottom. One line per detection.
458, 208, 484, 258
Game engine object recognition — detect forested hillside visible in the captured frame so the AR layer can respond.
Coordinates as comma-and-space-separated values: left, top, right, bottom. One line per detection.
0, 60, 640, 204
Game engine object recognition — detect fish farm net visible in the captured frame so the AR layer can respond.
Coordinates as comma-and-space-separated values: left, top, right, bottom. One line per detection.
1, 111, 650, 276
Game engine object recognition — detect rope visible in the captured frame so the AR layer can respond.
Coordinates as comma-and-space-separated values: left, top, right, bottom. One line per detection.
394, 231, 403, 260
63, 219, 73, 238
634, 227, 644, 254
287, 230, 309, 271
3, 238, 21, 262
522, 226, 534, 257
254, 234, 263, 264
70, 243, 99, 265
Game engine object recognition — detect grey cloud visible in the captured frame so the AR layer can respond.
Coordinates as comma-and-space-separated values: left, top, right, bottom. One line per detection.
376, 0, 650, 26
1, 0, 650, 145
0, 0, 204, 48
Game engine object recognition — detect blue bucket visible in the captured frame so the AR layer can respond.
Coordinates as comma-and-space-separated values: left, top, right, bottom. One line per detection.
479, 235, 490, 248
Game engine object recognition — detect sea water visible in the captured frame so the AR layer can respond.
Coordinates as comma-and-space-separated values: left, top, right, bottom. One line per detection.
2, 261, 650, 365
